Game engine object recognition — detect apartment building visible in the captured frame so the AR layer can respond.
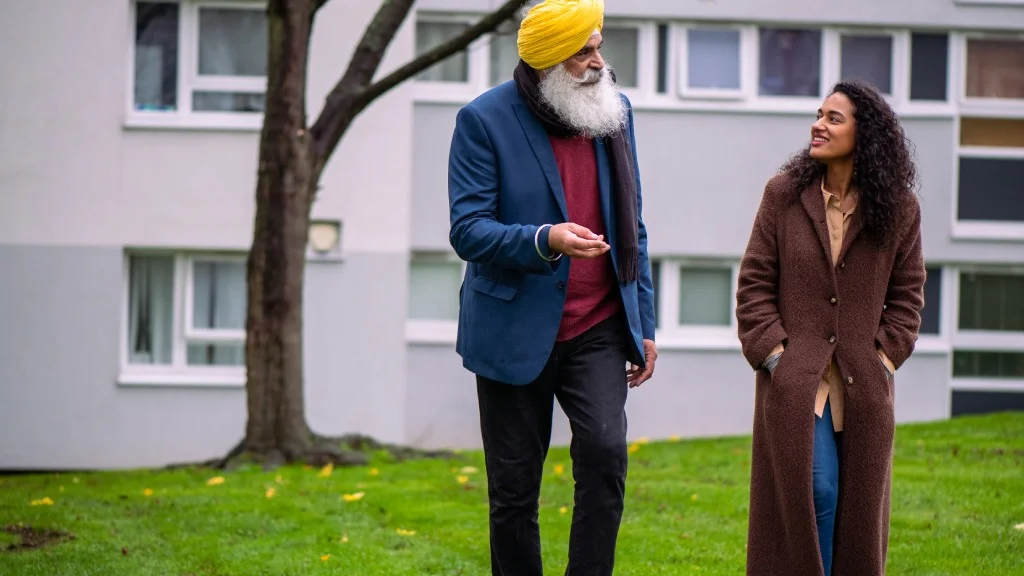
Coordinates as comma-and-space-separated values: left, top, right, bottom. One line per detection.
1, 0, 1022, 469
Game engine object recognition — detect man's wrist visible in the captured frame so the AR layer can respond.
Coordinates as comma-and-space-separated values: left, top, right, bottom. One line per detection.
535, 224, 562, 262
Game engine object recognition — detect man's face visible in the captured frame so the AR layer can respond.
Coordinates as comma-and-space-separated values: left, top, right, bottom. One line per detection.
562, 33, 604, 81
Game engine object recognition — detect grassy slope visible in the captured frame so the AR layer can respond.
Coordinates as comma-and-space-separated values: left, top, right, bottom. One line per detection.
0, 412, 1021, 575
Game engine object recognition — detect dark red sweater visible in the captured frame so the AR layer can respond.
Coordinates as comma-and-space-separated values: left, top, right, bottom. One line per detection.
549, 135, 622, 341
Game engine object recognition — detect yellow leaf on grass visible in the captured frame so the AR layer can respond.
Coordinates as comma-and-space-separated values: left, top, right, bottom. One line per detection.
321, 554, 331, 561
143, 489, 153, 497
369, 468, 380, 476
460, 466, 478, 474
29, 497, 54, 506
340, 534, 349, 543
265, 487, 276, 499
628, 444, 640, 454
553, 464, 565, 475
342, 492, 365, 502
317, 463, 334, 478
559, 506, 568, 515
206, 476, 225, 486
691, 494, 699, 501
636, 437, 650, 444
396, 528, 416, 536
456, 475, 470, 484
1014, 522, 1024, 531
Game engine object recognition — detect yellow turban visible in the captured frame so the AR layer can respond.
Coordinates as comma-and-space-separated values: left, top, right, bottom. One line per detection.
517, 0, 605, 70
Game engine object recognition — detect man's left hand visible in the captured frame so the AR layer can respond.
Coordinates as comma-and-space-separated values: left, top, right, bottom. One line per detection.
627, 339, 657, 388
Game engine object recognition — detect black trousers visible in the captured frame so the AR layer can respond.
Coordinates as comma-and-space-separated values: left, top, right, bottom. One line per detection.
477, 314, 630, 576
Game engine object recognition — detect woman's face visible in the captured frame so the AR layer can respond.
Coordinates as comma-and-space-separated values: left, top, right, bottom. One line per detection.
809, 92, 856, 162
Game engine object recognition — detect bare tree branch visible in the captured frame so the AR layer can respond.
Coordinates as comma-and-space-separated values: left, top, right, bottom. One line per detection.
310, 0, 527, 163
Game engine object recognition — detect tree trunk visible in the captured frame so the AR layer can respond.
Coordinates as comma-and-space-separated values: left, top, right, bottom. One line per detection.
243, 0, 316, 463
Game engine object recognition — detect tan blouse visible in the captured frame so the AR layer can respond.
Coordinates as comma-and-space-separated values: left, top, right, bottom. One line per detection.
767, 177, 895, 432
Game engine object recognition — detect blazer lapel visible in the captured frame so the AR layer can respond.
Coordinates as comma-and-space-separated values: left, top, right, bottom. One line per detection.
800, 183, 834, 268
513, 103, 569, 221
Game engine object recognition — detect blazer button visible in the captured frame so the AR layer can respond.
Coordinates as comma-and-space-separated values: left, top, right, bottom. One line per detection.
829, 335, 837, 344
557, 281, 566, 290
830, 297, 838, 305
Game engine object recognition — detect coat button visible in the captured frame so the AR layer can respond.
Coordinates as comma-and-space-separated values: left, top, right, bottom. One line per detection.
557, 281, 566, 290
829, 335, 837, 344
830, 297, 838, 305
839, 261, 846, 269
847, 376, 854, 384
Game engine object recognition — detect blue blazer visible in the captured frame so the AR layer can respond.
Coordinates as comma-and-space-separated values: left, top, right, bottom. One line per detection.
447, 81, 656, 385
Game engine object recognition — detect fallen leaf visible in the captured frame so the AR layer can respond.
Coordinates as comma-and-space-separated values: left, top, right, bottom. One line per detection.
206, 476, 225, 486
369, 468, 380, 476
460, 466, 478, 474
72, 477, 80, 484
690, 494, 699, 501
317, 463, 334, 478
143, 489, 153, 497
265, 487, 276, 499
559, 506, 568, 515
321, 554, 330, 561
456, 475, 470, 484
553, 464, 565, 475
1014, 522, 1024, 531
396, 528, 416, 536
122, 547, 129, 556
342, 492, 365, 502
30, 497, 54, 506
628, 444, 640, 454
340, 533, 349, 543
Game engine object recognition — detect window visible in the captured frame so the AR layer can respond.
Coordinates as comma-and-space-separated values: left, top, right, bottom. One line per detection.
840, 34, 893, 94
758, 28, 822, 97
601, 26, 639, 88
489, 32, 520, 87
964, 38, 1024, 101
131, 1, 267, 123
958, 272, 1024, 332
910, 32, 949, 101
415, 20, 470, 83
408, 253, 463, 321
953, 270, 1024, 384
681, 27, 742, 96
656, 24, 670, 94
678, 267, 733, 326
123, 253, 247, 385
921, 266, 943, 336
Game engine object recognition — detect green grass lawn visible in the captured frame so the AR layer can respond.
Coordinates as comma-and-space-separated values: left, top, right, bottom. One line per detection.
1, 413, 1022, 575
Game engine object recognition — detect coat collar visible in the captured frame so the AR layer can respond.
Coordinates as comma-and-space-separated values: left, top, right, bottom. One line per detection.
512, 102, 569, 221
800, 179, 865, 267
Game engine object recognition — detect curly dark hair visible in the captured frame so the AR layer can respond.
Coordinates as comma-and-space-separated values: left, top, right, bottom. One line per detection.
779, 79, 918, 244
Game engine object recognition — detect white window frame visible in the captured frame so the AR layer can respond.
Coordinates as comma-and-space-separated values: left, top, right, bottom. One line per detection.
655, 259, 740, 350
675, 23, 753, 101
126, 0, 267, 131
956, 32, 1024, 117
828, 28, 908, 102
119, 252, 248, 387
600, 20, 659, 102
405, 251, 465, 344
949, 265, 1024, 392
412, 13, 489, 104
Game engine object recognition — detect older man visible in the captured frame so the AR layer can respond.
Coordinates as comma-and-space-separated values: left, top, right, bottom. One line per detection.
447, 1, 656, 573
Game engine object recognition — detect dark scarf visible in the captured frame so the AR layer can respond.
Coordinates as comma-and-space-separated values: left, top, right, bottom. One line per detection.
513, 60, 639, 284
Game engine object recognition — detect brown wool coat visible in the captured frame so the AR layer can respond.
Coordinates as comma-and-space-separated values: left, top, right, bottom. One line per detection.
736, 172, 925, 576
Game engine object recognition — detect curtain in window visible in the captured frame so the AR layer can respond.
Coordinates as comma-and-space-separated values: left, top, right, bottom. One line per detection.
688, 29, 741, 90
195, 8, 267, 112
128, 255, 175, 364
189, 261, 246, 366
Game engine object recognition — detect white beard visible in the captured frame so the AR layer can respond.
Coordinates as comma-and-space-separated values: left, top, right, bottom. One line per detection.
538, 65, 627, 137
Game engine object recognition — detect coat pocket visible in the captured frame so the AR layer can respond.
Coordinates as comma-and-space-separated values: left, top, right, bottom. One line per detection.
469, 275, 518, 301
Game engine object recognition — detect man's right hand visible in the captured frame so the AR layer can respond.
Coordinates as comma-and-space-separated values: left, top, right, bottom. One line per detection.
547, 223, 610, 259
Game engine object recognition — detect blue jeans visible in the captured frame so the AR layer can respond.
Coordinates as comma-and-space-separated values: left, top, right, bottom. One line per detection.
813, 398, 841, 576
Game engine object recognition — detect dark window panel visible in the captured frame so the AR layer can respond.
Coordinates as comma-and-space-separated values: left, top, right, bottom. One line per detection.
958, 272, 1024, 332
657, 24, 669, 94
910, 33, 948, 101
134, 2, 179, 111
758, 28, 822, 97
953, 351, 1024, 378
651, 259, 661, 329
840, 35, 893, 94
957, 157, 1024, 222
951, 390, 1024, 416
921, 266, 942, 335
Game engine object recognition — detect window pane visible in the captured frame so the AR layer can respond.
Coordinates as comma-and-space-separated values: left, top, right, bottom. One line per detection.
679, 267, 731, 326
134, 2, 179, 111
960, 117, 1024, 148
416, 21, 470, 83
759, 28, 821, 97
953, 351, 1024, 379
198, 8, 267, 77
966, 39, 1024, 100
601, 27, 638, 88
687, 28, 741, 90
193, 91, 265, 112
657, 24, 669, 93
127, 255, 175, 365
840, 35, 892, 94
192, 261, 246, 331
489, 32, 520, 86
910, 33, 948, 101
921, 266, 942, 335
409, 258, 462, 320
188, 343, 244, 366
958, 272, 1024, 331
957, 157, 1024, 222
